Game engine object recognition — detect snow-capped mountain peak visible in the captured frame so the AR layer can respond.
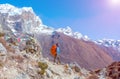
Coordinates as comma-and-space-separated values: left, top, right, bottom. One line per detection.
0, 4, 34, 16
56, 26, 90, 41
56, 26, 73, 36
0, 3, 15, 10
0, 4, 45, 34
95, 39, 120, 52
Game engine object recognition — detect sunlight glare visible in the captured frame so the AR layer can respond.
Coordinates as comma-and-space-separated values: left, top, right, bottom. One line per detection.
109, 0, 120, 6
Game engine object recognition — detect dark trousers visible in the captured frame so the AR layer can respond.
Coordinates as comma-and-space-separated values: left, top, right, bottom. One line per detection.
54, 54, 61, 64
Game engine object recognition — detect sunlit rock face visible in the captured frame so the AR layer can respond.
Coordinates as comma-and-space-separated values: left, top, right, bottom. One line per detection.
0, 4, 42, 33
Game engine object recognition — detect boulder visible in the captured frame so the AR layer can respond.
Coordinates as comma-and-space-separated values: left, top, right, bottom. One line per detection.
46, 69, 53, 78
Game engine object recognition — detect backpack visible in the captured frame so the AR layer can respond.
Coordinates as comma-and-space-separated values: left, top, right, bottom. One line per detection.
50, 44, 57, 57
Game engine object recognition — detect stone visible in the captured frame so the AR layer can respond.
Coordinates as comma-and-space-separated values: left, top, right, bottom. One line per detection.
74, 76, 80, 79
46, 69, 53, 78
15, 73, 30, 79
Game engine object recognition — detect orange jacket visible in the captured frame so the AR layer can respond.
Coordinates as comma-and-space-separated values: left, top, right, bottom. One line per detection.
50, 44, 57, 57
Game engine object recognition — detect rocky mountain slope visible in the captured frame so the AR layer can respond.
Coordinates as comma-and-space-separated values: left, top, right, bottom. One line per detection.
0, 34, 98, 79
1, 31, 120, 79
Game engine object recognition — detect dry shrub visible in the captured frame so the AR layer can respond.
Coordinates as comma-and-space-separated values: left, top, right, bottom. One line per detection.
0, 32, 5, 37
38, 62, 48, 75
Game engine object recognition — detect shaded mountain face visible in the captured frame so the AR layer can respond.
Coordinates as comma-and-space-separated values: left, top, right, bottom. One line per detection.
98, 46, 120, 61
36, 33, 113, 70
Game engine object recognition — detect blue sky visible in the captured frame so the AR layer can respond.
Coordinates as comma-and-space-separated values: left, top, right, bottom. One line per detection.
0, 0, 120, 40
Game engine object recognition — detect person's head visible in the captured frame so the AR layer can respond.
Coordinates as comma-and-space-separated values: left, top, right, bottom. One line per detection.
56, 43, 59, 47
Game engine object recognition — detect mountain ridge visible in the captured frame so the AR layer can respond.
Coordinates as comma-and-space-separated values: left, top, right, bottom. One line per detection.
0, 4, 120, 50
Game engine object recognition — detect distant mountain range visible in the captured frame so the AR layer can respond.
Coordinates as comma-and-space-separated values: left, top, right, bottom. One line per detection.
0, 4, 120, 70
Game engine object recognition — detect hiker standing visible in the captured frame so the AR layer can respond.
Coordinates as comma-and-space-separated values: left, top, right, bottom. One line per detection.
50, 43, 61, 64
51, 31, 61, 64
56, 43, 61, 64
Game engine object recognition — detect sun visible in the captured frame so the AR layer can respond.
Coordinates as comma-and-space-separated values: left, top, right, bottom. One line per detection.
109, 0, 120, 6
